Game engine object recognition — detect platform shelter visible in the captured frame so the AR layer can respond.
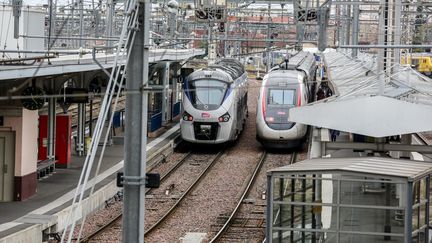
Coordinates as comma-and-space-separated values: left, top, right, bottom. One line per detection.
266, 157, 432, 243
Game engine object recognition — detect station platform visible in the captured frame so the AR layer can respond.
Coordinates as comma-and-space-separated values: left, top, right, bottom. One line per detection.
0, 123, 180, 242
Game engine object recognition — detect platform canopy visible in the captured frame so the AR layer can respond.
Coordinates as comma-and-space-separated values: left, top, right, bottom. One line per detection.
269, 156, 432, 180
289, 50, 432, 137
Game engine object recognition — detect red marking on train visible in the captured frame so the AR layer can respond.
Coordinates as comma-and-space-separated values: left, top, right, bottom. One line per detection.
262, 86, 267, 119
201, 113, 211, 118
297, 84, 302, 106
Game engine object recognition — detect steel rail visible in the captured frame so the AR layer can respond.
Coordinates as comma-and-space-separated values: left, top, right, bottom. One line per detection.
80, 151, 192, 242
209, 151, 268, 243
213, 151, 297, 243
144, 150, 225, 236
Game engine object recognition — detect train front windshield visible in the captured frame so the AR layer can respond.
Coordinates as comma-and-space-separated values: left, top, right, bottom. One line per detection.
265, 88, 296, 129
268, 89, 295, 105
187, 79, 228, 110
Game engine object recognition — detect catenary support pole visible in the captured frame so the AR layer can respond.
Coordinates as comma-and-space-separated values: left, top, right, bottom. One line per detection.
351, 4, 359, 57
77, 74, 86, 156
377, 0, 387, 95
393, 0, 402, 71
79, 0, 83, 47
47, 79, 56, 161
345, 2, 351, 45
123, 1, 149, 242
161, 62, 169, 124
106, 0, 114, 52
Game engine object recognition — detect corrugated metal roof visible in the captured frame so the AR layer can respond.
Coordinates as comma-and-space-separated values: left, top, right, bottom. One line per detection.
323, 51, 432, 106
269, 157, 432, 180
288, 50, 432, 137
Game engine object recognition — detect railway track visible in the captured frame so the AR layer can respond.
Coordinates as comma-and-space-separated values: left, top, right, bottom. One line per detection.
80, 151, 192, 242
144, 150, 225, 236
210, 151, 297, 243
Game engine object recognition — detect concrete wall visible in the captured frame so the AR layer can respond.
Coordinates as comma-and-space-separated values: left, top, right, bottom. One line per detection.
0, 224, 42, 243
2, 108, 38, 200
3, 116, 22, 176
0, 179, 119, 243
3, 109, 38, 177
20, 109, 38, 176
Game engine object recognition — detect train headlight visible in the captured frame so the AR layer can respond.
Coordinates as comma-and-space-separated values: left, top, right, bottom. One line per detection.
218, 113, 230, 122
265, 117, 274, 123
182, 112, 193, 121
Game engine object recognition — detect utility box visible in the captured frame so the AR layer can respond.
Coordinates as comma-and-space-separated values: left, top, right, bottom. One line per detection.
38, 114, 72, 168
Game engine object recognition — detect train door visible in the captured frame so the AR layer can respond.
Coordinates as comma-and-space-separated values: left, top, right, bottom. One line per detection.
0, 131, 15, 202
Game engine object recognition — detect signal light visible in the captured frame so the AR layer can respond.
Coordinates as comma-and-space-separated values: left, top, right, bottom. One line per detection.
218, 113, 230, 122
182, 112, 193, 121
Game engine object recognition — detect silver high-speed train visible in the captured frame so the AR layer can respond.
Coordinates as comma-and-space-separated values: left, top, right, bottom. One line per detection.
256, 51, 317, 148
180, 59, 248, 144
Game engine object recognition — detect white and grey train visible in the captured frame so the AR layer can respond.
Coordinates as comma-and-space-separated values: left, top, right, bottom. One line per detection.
256, 51, 317, 148
180, 59, 248, 144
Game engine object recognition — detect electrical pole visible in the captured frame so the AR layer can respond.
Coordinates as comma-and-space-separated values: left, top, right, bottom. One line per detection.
123, 0, 149, 242
351, 4, 359, 57
77, 0, 85, 156
106, 0, 114, 51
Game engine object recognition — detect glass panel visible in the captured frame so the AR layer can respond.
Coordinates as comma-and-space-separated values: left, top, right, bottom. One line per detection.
272, 204, 314, 229
271, 230, 291, 243
420, 204, 427, 228
268, 89, 295, 105
420, 178, 427, 201
272, 204, 336, 231
339, 234, 404, 243
340, 207, 404, 234
413, 180, 419, 204
188, 79, 228, 110
413, 206, 420, 231
273, 176, 319, 203
273, 175, 337, 204
340, 180, 403, 207
412, 231, 426, 243
321, 232, 338, 243
273, 177, 283, 201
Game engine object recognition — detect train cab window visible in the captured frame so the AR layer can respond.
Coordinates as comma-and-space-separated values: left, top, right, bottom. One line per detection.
268, 89, 295, 105
188, 79, 228, 110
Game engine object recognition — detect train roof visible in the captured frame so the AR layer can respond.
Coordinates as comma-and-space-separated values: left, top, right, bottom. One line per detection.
264, 70, 301, 85
187, 58, 246, 83
208, 58, 246, 80
271, 51, 315, 74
